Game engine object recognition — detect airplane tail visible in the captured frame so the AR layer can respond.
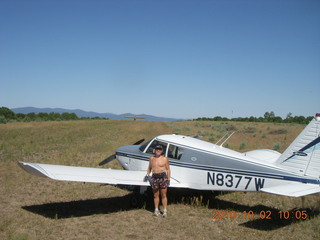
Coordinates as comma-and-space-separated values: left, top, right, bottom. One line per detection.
275, 114, 320, 178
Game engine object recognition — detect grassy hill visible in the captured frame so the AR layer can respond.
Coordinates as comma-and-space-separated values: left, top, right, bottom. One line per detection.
0, 120, 319, 240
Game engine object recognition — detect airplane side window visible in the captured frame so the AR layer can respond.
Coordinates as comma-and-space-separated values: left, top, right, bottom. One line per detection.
168, 144, 184, 160
146, 140, 167, 155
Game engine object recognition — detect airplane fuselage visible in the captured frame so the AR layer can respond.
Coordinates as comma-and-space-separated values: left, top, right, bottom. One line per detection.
116, 134, 320, 193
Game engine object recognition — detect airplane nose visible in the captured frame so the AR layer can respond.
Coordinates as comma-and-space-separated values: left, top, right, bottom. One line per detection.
116, 146, 130, 169
116, 145, 140, 170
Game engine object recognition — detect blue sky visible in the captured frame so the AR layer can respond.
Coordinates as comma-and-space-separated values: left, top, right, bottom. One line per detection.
1, 0, 319, 119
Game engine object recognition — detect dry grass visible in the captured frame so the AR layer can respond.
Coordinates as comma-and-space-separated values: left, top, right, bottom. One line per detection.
0, 120, 319, 240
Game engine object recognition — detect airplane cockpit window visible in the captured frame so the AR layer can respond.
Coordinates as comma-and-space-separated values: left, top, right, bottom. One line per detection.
139, 139, 152, 152
145, 140, 168, 155
168, 144, 184, 160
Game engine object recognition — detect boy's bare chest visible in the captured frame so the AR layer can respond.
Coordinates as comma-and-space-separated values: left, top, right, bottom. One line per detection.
151, 157, 166, 167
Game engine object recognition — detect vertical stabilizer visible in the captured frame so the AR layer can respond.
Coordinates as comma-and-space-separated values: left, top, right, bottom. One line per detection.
276, 114, 320, 178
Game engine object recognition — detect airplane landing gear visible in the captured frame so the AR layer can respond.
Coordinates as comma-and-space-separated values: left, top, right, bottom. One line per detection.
130, 186, 148, 208
130, 193, 143, 208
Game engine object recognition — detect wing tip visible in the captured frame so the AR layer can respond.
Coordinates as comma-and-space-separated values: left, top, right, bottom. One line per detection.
18, 162, 49, 178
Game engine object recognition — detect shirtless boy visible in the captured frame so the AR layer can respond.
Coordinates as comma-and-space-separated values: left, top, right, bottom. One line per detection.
146, 145, 171, 217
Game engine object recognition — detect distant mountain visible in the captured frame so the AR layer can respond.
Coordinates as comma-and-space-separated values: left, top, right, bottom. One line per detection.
11, 107, 182, 121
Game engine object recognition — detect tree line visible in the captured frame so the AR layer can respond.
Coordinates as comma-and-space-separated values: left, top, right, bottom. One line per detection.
0, 107, 314, 124
0, 107, 108, 124
194, 111, 314, 124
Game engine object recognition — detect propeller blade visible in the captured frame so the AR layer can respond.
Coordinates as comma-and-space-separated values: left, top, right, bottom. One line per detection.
99, 154, 116, 166
99, 139, 144, 166
133, 139, 145, 145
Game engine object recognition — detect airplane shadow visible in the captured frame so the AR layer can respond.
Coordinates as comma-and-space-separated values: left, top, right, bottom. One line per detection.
238, 207, 319, 231
21, 188, 220, 219
22, 188, 319, 231
22, 193, 150, 219
206, 195, 320, 231
169, 189, 320, 231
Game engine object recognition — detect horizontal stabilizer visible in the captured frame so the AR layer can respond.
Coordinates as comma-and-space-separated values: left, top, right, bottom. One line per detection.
261, 183, 320, 197
18, 162, 183, 188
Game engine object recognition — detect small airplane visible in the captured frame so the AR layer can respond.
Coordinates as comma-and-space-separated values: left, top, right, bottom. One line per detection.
19, 114, 320, 205
124, 116, 146, 121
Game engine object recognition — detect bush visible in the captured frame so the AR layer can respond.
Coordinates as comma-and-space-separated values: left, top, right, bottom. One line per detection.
0, 107, 15, 120
208, 136, 216, 142
243, 126, 256, 133
269, 129, 288, 135
184, 126, 191, 131
239, 141, 247, 150
0, 116, 7, 124
23, 117, 32, 122
225, 124, 237, 131
273, 142, 281, 150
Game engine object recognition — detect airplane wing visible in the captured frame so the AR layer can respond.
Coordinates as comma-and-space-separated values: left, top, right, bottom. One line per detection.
18, 162, 185, 188
261, 183, 320, 197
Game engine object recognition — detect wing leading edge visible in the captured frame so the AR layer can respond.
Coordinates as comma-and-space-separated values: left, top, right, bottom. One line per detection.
18, 162, 184, 188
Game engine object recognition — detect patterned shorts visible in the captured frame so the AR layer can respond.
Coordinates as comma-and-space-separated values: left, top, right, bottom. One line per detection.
150, 172, 169, 190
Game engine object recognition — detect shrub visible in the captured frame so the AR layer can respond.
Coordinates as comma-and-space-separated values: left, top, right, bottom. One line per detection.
225, 124, 237, 131
243, 126, 256, 133
184, 126, 191, 131
273, 142, 281, 150
269, 129, 288, 135
224, 143, 232, 149
23, 117, 32, 122
209, 136, 216, 142
239, 141, 247, 150
0, 115, 7, 124
212, 125, 226, 132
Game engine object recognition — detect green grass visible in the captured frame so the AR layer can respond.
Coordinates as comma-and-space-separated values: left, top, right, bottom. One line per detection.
0, 120, 319, 240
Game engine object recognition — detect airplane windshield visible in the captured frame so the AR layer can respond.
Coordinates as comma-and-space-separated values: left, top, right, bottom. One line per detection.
139, 139, 152, 152
145, 140, 168, 155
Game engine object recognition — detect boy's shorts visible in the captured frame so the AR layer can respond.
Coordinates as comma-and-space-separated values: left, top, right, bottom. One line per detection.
150, 172, 169, 189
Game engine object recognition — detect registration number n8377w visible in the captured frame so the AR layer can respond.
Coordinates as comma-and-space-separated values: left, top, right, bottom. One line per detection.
207, 172, 265, 191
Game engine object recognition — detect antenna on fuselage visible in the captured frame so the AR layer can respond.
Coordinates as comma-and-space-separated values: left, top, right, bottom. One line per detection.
216, 131, 237, 147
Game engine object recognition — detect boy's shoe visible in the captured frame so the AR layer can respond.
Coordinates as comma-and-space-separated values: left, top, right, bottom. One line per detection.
162, 210, 167, 218
153, 209, 160, 217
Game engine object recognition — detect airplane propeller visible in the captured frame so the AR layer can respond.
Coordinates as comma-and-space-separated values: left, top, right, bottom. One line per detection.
99, 139, 145, 166
132, 138, 145, 145
98, 154, 116, 166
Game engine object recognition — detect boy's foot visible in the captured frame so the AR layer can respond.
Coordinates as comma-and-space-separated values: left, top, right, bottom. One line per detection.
162, 210, 167, 218
153, 209, 160, 217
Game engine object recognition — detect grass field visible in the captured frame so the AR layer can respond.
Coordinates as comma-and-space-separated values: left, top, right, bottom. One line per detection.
1, 120, 319, 240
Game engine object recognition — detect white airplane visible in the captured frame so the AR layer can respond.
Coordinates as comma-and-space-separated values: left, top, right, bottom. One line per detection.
19, 114, 320, 204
